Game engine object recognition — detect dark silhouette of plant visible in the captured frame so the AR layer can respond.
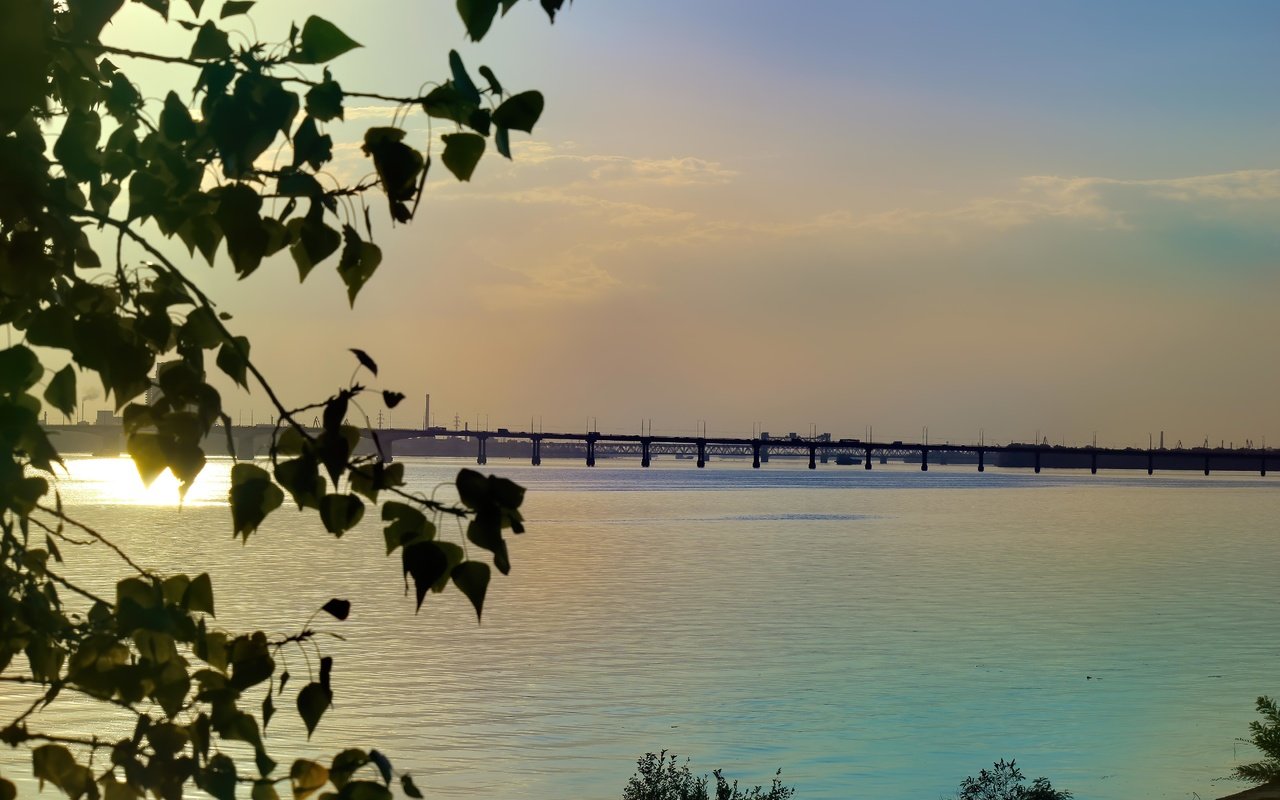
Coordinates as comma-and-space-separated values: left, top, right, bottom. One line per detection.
623, 752, 795, 800
954, 759, 1072, 800
0, 1, 569, 797
1232, 696, 1280, 783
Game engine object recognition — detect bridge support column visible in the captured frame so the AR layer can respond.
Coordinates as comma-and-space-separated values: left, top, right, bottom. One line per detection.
761, 446, 769, 463
1204, 454, 1209, 476
1262, 456, 1267, 477
1147, 451, 1153, 476
820, 450, 829, 464
939, 451, 948, 466
920, 448, 928, 471
586, 437, 596, 467
477, 435, 487, 465
531, 437, 541, 466
1034, 449, 1041, 474
696, 439, 706, 468
808, 446, 816, 470
977, 449, 984, 473
234, 432, 256, 460
641, 438, 651, 468
380, 440, 393, 464
752, 441, 760, 469
864, 447, 872, 470
1090, 451, 1097, 474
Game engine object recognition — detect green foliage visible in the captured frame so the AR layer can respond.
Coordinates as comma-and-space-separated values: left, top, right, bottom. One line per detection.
1233, 696, 1280, 783
953, 759, 1072, 800
622, 752, 795, 800
0, 1, 565, 797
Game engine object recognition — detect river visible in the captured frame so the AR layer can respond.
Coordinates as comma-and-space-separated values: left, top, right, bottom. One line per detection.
2, 456, 1277, 799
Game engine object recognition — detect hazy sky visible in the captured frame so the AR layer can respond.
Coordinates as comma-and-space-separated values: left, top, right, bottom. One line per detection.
104, 1, 1280, 447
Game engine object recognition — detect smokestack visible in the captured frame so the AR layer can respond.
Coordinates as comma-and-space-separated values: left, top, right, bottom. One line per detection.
424, 394, 430, 430
1160, 430, 1164, 450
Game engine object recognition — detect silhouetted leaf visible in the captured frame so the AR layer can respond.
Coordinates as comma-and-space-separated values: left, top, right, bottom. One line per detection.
448, 50, 481, 106
492, 91, 543, 133
336, 782, 393, 800
319, 493, 364, 536
190, 21, 233, 60
382, 501, 431, 553
368, 750, 392, 786
160, 91, 197, 142
128, 433, 168, 486
184, 572, 215, 615
456, 0, 500, 40
402, 541, 449, 611
296, 682, 333, 738
262, 691, 275, 731
220, 1, 254, 17
288, 213, 343, 280
321, 598, 351, 621
361, 127, 423, 222
451, 561, 490, 621
306, 70, 344, 121
229, 462, 284, 540
349, 348, 377, 376
337, 226, 382, 305
42, 365, 76, 417
382, 390, 404, 408
216, 337, 250, 388
478, 65, 503, 95
401, 774, 424, 799
329, 749, 367, 789
442, 132, 485, 181
290, 759, 329, 800
293, 16, 361, 64
541, 0, 567, 23
0, 345, 43, 393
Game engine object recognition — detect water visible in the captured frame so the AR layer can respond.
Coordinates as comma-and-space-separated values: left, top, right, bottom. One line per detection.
2, 456, 1277, 799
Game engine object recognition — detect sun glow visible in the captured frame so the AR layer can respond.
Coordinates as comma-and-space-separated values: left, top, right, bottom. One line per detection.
59, 457, 232, 507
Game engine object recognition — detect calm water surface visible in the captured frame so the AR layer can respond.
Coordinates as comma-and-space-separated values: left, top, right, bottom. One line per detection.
2, 456, 1277, 799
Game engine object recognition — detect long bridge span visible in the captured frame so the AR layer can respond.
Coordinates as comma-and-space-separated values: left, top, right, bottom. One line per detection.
43, 424, 1274, 476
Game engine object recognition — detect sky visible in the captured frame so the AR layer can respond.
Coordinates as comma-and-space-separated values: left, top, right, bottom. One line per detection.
101, 1, 1280, 447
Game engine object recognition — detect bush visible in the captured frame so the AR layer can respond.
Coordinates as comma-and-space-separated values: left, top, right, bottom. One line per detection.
954, 759, 1072, 800
1233, 696, 1280, 783
623, 752, 795, 800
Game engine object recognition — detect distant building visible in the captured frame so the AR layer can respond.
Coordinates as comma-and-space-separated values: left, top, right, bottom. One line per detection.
95, 410, 121, 426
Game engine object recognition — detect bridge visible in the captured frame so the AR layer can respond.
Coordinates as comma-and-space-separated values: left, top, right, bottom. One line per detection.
42, 423, 1274, 476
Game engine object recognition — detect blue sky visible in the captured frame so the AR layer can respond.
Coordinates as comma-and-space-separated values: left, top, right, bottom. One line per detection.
105, 1, 1280, 445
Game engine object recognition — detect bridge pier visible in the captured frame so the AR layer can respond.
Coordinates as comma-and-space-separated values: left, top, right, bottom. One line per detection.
1262, 456, 1268, 477
761, 446, 769, 463
820, 450, 829, 464
1034, 449, 1041, 474
1147, 451, 1153, 476
808, 446, 816, 470
939, 450, 948, 466
977, 449, 984, 473
586, 436, 596, 467
641, 438, 651, 468
531, 437, 541, 466
751, 441, 760, 469
1204, 454, 1209, 476
476, 435, 487, 465
696, 439, 706, 468
1090, 451, 1097, 474
234, 432, 256, 460
379, 439, 393, 464
879, 454, 887, 464
864, 447, 872, 470
920, 448, 928, 471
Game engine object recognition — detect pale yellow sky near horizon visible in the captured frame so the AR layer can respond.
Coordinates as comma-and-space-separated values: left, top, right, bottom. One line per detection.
85, 1, 1280, 448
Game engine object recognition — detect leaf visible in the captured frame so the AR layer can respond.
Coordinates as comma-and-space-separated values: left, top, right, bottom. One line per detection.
292, 115, 333, 170
262, 691, 275, 731
368, 750, 392, 786
220, 0, 254, 17
184, 572, 215, 615
306, 71, 344, 121
495, 124, 511, 159
321, 598, 351, 621
492, 91, 544, 133
290, 759, 329, 800
42, 365, 76, 418
288, 213, 343, 281
361, 127, 423, 222
541, 0, 567, 23
229, 462, 285, 540
478, 65, 503, 96
382, 390, 404, 408
216, 337, 251, 388
382, 501, 431, 554
329, 749, 368, 789
293, 16, 362, 64
336, 782, 393, 800
296, 682, 333, 738
451, 561, 491, 621
448, 50, 481, 107
456, 0, 500, 40
128, 433, 168, 486
319, 493, 364, 536
337, 226, 382, 306
215, 183, 270, 276
441, 132, 485, 182
401, 774, 424, 799
402, 541, 450, 611
0, 345, 43, 394
349, 348, 377, 376
160, 91, 197, 142
190, 20, 233, 60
